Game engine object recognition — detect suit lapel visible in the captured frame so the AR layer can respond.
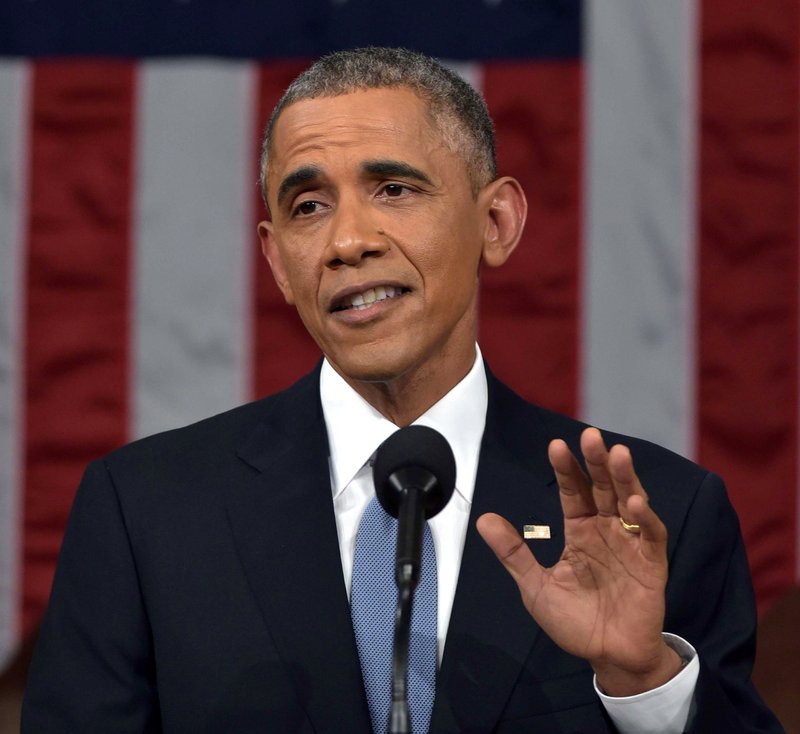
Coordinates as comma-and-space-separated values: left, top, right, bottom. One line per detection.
225, 372, 372, 733
432, 373, 567, 733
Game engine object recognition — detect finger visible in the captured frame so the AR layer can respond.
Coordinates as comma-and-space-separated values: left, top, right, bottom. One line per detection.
622, 494, 668, 561
607, 443, 648, 508
548, 439, 597, 519
476, 512, 544, 591
607, 447, 668, 558
580, 427, 617, 517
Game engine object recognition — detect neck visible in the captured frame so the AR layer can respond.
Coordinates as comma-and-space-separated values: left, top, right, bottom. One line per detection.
339, 346, 477, 427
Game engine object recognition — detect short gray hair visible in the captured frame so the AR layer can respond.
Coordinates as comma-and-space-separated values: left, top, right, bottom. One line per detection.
259, 47, 496, 206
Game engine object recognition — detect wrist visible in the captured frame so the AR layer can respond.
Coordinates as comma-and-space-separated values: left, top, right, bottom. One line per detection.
594, 643, 684, 697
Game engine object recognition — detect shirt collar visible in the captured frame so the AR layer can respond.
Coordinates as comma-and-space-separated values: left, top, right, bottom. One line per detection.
320, 345, 488, 503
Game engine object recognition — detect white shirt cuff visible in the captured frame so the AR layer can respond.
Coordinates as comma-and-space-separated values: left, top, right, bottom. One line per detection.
594, 633, 699, 734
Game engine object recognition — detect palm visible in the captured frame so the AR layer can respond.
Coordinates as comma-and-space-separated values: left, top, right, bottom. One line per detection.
528, 512, 666, 666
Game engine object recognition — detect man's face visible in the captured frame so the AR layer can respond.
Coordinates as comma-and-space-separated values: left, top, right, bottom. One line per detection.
260, 87, 498, 396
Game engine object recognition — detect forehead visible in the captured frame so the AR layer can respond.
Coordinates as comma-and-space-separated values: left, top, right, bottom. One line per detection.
266, 88, 449, 179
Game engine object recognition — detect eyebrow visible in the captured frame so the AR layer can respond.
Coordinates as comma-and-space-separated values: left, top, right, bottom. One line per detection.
277, 165, 323, 206
362, 159, 433, 186
275, 159, 433, 207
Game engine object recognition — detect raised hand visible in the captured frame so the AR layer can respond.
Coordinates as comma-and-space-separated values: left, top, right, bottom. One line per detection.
476, 427, 683, 696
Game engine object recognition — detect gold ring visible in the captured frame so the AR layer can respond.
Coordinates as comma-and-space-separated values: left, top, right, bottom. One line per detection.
619, 516, 641, 534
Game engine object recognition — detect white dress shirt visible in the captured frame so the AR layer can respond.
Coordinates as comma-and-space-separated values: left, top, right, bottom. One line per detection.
321, 347, 486, 659
319, 346, 698, 733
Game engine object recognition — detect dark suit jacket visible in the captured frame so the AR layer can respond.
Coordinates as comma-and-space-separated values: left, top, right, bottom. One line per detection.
22, 367, 783, 733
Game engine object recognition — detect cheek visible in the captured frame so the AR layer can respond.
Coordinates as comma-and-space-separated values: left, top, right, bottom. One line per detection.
279, 237, 317, 278
420, 229, 483, 281
280, 253, 322, 306
403, 208, 478, 265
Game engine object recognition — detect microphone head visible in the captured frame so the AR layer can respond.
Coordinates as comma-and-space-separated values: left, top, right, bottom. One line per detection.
372, 425, 456, 520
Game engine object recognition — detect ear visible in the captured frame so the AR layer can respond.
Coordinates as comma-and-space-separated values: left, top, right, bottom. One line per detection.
257, 220, 295, 305
478, 176, 527, 268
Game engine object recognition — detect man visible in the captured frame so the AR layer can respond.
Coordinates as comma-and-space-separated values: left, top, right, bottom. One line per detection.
23, 47, 782, 733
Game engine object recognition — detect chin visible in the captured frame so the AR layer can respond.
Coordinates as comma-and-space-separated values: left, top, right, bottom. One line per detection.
327, 346, 415, 385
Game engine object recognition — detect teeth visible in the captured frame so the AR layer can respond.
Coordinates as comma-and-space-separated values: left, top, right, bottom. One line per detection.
341, 286, 403, 311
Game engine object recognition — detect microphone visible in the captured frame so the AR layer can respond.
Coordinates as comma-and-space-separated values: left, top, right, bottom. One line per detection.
372, 425, 456, 734
373, 425, 456, 587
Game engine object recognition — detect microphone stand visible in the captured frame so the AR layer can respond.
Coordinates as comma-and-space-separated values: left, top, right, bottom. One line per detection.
389, 584, 413, 733
388, 485, 425, 734
372, 427, 455, 734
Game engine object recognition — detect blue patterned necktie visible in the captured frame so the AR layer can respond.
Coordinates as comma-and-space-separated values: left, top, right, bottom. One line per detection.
351, 494, 438, 734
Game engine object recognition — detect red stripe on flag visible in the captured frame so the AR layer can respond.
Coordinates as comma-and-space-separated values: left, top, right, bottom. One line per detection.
22, 60, 135, 635
697, 1, 799, 611
482, 61, 583, 418
252, 61, 321, 399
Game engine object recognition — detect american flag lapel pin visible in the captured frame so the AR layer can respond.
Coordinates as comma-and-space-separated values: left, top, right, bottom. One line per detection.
523, 524, 551, 540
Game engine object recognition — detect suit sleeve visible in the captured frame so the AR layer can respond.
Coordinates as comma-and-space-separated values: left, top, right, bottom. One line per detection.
21, 459, 161, 733
663, 471, 784, 734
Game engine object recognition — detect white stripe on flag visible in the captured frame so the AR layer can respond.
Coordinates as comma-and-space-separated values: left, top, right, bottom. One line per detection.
0, 60, 30, 667
443, 61, 483, 94
582, 0, 698, 457
133, 61, 256, 438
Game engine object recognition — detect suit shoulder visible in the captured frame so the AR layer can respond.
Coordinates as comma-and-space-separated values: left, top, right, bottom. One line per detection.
489, 375, 712, 489
102, 369, 320, 476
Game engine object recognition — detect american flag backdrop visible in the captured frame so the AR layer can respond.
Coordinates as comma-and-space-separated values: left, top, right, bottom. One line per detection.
0, 0, 798, 673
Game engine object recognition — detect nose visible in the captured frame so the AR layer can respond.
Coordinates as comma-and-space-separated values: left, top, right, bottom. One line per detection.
325, 199, 388, 267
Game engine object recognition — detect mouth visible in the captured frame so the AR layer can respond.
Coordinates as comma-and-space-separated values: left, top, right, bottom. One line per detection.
331, 284, 410, 313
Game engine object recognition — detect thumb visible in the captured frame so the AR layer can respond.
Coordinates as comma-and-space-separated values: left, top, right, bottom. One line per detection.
477, 512, 544, 592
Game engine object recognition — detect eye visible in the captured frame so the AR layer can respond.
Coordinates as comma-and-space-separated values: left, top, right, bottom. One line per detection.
379, 183, 413, 198
292, 200, 322, 217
